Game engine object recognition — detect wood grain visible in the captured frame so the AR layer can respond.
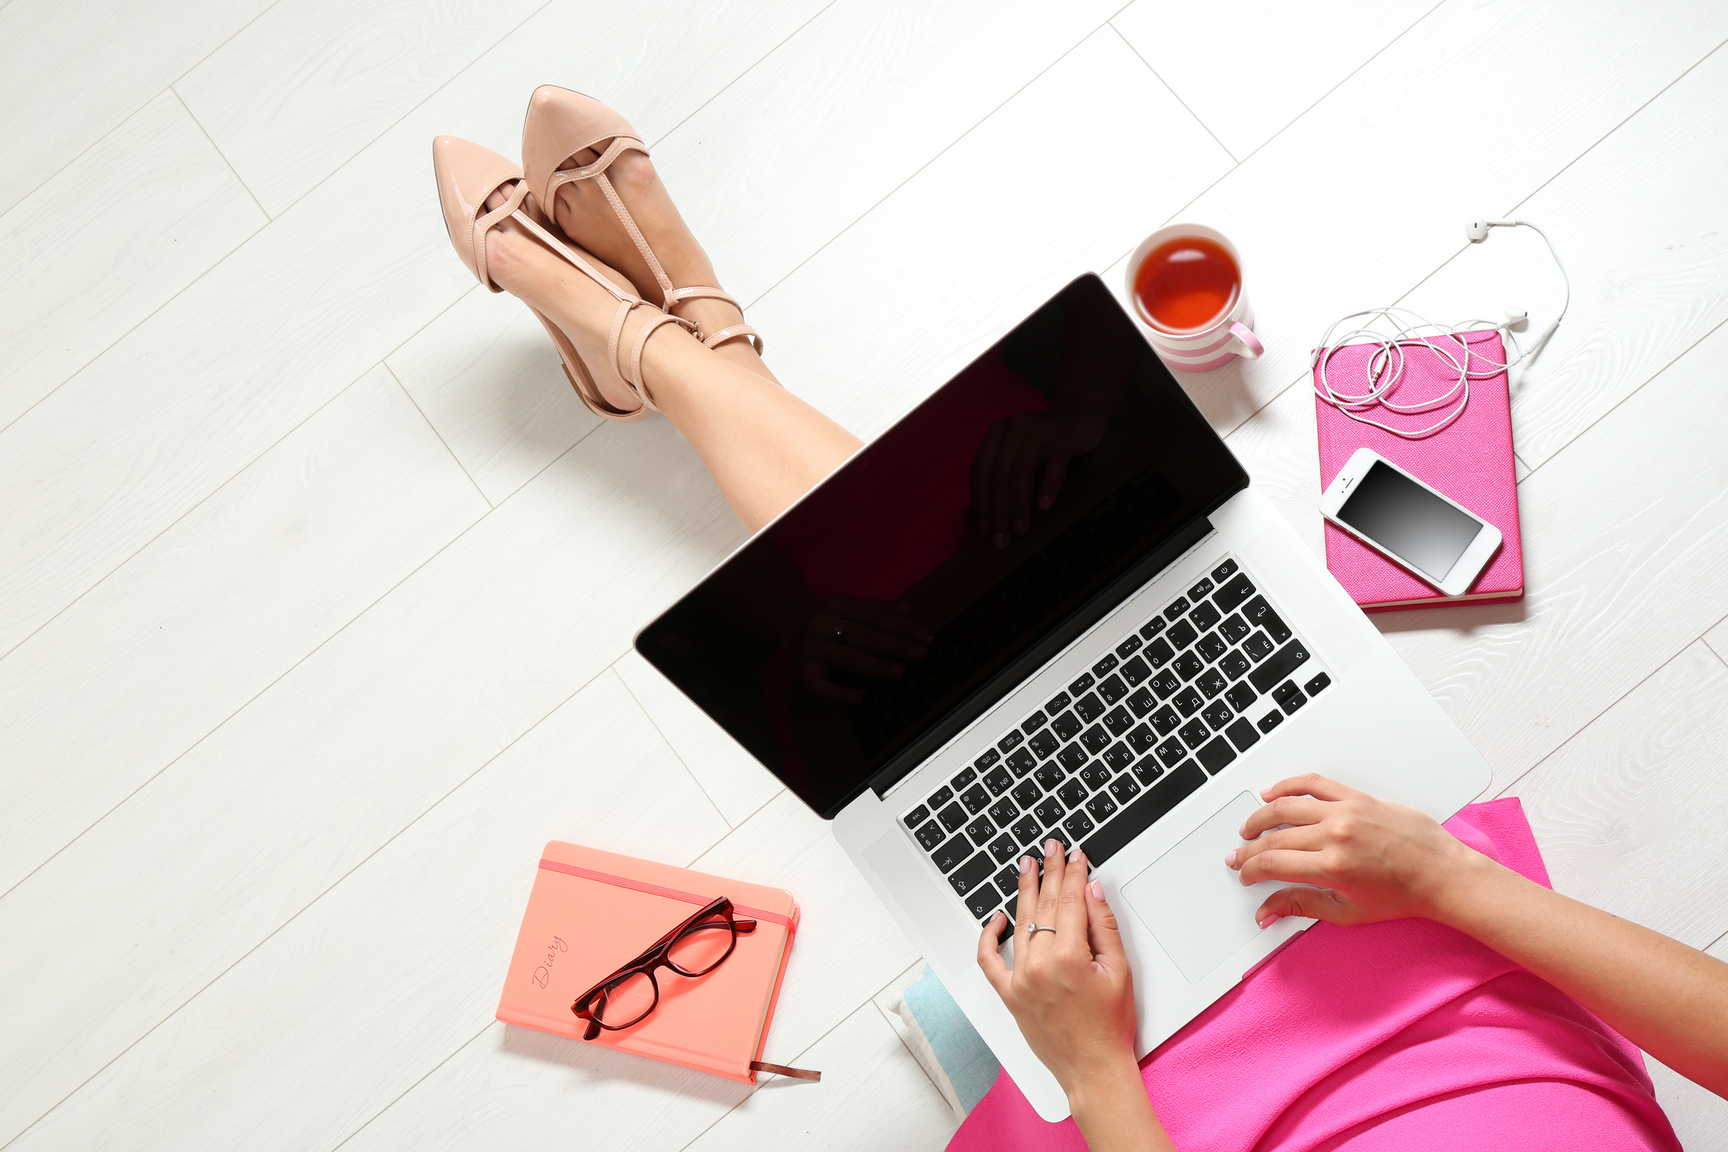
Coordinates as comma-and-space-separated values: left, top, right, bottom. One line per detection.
0, 366, 487, 897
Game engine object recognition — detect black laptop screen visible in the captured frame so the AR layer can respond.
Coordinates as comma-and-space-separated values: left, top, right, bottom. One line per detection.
635, 275, 1248, 817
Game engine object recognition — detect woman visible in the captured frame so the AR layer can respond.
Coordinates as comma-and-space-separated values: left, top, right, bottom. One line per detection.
435, 92, 1728, 1150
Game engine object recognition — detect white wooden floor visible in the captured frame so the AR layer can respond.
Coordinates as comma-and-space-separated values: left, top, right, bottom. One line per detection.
3, 1, 1727, 1148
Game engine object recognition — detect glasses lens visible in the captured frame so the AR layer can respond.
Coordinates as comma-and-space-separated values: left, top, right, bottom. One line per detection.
591, 969, 656, 1028
665, 918, 737, 976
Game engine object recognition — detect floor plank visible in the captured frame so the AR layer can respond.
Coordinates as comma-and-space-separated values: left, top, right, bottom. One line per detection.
0, 0, 274, 214
0, 91, 265, 429
0, 366, 487, 897
1503, 642, 1728, 950
1708, 615, 1728, 662
4, 672, 731, 1151
175, 0, 547, 215
1110, 0, 1437, 159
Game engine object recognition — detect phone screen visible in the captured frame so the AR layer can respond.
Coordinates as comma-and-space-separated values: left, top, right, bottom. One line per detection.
1335, 461, 1482, 581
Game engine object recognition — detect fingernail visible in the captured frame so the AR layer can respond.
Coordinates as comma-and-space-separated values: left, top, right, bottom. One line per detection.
1067, 846, 1083, 863
1044, 839, 1061, 858
1087, 880, 1103, 900
1012, 519, 1026, 535
1225, 848, 1238, 869
1258, 913, 1281, 929
1038, 495, 1053, 510
918, 629, 935, 643
1018, 856, 1034, 875
993, 533, 1006, 549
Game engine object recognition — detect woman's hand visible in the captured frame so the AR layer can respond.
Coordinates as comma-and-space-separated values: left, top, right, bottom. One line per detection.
793, 594, 932, 703
1228, 773, 1491, 928
966, 407, 1107, 549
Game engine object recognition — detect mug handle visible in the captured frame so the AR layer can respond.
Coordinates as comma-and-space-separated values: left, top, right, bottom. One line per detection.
1227, 322, 1263, 360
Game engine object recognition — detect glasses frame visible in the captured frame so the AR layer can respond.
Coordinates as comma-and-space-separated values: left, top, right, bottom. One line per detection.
571, 895, 758, 1041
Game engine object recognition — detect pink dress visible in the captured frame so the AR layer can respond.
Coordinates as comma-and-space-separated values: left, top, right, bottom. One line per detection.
947, 798, 1681, 1152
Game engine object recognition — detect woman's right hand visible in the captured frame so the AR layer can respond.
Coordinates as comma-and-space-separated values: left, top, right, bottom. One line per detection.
1227, 773, 1496, 928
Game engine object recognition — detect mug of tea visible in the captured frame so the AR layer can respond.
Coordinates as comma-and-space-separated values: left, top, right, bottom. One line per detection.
1125, 224, 1262, 371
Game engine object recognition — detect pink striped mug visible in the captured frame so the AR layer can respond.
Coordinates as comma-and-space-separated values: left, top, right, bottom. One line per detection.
1125, 223, 1263, 372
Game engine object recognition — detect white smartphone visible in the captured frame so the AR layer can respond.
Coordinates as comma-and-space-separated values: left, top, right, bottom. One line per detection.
1319, 448, 1502, 598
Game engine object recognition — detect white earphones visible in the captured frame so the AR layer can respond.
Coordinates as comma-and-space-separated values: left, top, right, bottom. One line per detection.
1311, 219, 1570, 439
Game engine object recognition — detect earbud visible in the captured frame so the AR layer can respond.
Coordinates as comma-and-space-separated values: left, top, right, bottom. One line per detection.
1500, 307, 1528, 331
1465, 218, 1517, 243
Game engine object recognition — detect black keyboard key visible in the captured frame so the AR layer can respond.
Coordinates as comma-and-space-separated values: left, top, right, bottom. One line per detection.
1219, 612, 1250, 643
1126, 723, 1157, 755
1258, 710, 1284, 734
1080, 724, 1111, 754
1097, 674, 1127, 705
1102, 706, 1133, 737
1127, 686, 1156, 717
1274, 680, 1308, 715
1219, 650, 1250, 681
984, 766, 1013, 796
965, 815, 994, 844
1074, 692, 1105, 722
914, 819, 944, 851
903, 804, 930, 829
1131, 756, 1163, 784
938, 801, 967, 833
1057, 778, 1088, 807
1080, 761, 1206, 866
1150, 669, 1182, 700
949, 851, 994, 897
1197, 736, 1236, 774
1179, 718, 1210, 749
1078, 761, 1111, 791
1139, 615, 1167, 640
1102, 742, 1135, 772
1243, 631, 1274, 662
950, 766, 977, 790
1202, 699, 1233, 730
1213, 572, 1257, 613
960, 784, 991, 815
1045, 690, 1071, 714
1305, 672, 1332, 696
1085, 792, 1118, 823
1069, 672, 1095, 695
1195, 631, 1227, 663
1173, 652, 1204, 681
988, 797, 1018, 826
1092, 653, 1119, 678
1028, 729, 1059, 760
1248, 641, 1311, 694
1062, 810, 1096, 841
1142, 638, 1175, 670
1164, 597, 1191, 621
1242, 595, 1291, 643
1196, 667, 1227, 699
1173, 685, 1204, 716
973, 748, 1000, 772
1225, 680, 1257, 712
1021, 710, 1048, 735
928, 785, 953, 809
1155, 737, 1186, 767
932, 835, 972, 873
1011, 778, 1041, 808
1012, 813, 1042, 845
1167, 620, 1198, 650
1034, 796, 1065, 825
1187, 576, 1215, 600
1150, 705, 1180, 735
997, 729, 1025, 754
1116, 634, 1143, 658
1189, 601, 1221, 631
989, 833, 1020, 866
1057, 743, 1088, 772
1212, 558, 1238, 582
1109, 774, 1141, 805
995, 864, 1021, 899
1006, 747, 1036, 777
965, 885, 999, 919
1034, 761, 1065, 791
1051, 710, 1082, 741
1226, 717, 1260, 753
1120, 655, 1150, 687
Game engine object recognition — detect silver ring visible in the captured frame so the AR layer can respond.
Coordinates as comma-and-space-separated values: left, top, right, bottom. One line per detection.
1026, 924, 1057, 935
833, 620, 847, 639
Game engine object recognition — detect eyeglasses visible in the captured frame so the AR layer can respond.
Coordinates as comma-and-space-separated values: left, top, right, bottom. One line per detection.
571, 895, 757, 1041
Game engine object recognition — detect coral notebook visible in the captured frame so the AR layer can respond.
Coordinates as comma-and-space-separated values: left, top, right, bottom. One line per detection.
1314, 330, 1525, 611
496, 841, 799, 1083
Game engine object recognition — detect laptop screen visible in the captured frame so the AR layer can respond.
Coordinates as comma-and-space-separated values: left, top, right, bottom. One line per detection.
636, 274, 1248, 818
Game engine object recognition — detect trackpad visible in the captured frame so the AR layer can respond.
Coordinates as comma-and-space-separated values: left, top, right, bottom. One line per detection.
1123, 791, 1293, 984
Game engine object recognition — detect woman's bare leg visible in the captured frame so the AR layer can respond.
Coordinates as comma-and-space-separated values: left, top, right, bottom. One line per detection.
484, 190, 859, 532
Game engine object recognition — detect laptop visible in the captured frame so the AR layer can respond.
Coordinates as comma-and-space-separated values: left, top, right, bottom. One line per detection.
635, 273, 1490, 1119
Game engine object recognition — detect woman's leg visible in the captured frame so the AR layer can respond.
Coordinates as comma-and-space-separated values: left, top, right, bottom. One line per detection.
484, 197, 860, 533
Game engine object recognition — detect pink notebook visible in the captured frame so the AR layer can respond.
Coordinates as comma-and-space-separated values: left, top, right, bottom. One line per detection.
1313, 330, 1524, 611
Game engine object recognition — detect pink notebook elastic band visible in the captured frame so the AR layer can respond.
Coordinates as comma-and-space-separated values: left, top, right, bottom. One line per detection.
538, 859, 793, 927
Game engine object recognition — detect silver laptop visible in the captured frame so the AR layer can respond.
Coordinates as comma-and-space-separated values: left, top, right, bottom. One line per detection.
636, 274, 1489, 1120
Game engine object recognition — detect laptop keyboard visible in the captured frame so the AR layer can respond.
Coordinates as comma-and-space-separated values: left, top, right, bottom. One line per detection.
898, 555, 1331, 927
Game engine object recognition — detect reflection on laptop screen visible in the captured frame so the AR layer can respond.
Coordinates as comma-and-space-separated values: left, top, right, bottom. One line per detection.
636, 275, 1247, 817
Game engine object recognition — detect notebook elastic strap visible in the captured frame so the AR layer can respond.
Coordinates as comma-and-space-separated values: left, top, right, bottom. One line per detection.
750, 1060, 821, 1081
